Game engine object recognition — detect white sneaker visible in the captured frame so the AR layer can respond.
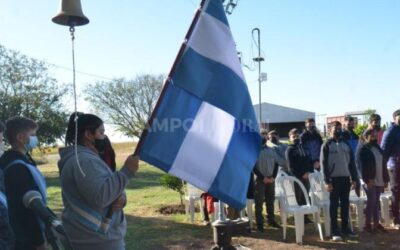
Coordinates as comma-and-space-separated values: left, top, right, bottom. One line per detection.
393, 223, 400, 230
332, 235, 342, 242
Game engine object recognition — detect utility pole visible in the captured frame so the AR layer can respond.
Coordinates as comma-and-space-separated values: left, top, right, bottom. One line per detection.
252, 28, 264, 128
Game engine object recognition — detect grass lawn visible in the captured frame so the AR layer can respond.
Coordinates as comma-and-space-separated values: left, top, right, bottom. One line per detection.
39, 143, 400, 250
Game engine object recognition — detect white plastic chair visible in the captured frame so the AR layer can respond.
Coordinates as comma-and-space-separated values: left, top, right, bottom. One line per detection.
349, 188, 366, 232
309, 171, 331, 237
239, 199, 254, 228
380, 190, 392, 227
274, 169, 289, 213
276, 176, 324, 244
184, 184, 205, 223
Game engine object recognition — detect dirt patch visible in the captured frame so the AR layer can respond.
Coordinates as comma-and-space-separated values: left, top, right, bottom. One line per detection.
157, 204, 190, 215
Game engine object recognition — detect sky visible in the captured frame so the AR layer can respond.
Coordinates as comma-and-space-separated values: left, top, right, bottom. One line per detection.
1, 0, 399, 140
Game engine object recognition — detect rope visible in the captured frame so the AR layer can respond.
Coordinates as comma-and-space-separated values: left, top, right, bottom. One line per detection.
70, 26, 86, 177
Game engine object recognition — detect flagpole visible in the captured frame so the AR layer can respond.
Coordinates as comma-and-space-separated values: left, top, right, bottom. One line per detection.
134, 0, 207, 156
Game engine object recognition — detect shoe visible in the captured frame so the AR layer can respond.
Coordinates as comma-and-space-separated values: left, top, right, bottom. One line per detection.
257, 225, 264, 232
304, 217, 313, 224
268, 221, 282, 229
393, 223, 400, 230
364, 225, 376, 234
343, 228, 358, 238
375, 224, 388, 233
202, 220, 211, 226
331, 234, 342, 242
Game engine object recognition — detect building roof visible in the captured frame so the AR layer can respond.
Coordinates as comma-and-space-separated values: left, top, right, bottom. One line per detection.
253, 102, 315, 123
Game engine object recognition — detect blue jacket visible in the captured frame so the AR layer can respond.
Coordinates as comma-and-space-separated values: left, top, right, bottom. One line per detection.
381, 123, 400, 170
300, 130, 323, 163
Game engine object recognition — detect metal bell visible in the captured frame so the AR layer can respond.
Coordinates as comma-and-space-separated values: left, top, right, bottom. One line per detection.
52, 0, 89, 27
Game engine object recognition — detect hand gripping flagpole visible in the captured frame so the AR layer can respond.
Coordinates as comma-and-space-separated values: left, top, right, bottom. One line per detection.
133, 0, 207, 156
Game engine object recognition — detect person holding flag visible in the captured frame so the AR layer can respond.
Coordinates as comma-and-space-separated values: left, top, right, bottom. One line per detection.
58, 113, 139, 250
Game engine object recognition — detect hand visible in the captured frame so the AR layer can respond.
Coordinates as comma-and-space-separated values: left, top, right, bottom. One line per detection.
302, 172, 309, 180
124, 155, 139, 174
313, 161, 320, 170
351, 181, 357, 190
269, 177, 275, 183
326, 184, 333, 192
366, 180, 374, 190
111, 195, 126, 211
263, 177, 270, 184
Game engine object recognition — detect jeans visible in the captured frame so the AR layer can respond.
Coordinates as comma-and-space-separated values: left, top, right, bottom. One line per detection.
365, 185, 383, 226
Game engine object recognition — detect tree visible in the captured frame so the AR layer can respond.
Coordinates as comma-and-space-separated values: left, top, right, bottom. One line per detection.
85, 74, 163, 138
159, 174, 185, 206
0, 44, 68, 145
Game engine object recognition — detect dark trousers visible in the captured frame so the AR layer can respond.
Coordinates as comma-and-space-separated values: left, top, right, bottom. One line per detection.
365, 186, 383, 226
389, 168, 400, 224
254, 178, 275, 227
330, 177, 351, 233
294, 177, 310, 206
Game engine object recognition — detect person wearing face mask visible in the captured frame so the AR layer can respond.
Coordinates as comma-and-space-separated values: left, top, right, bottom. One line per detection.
285, 128, 314, 224
253, 129, 285, 231
357, 129, 389, 233
267, 130, 288, 173
342, 116, 359, 156
321, 121, 358, 241
0, 117, 46, 250
58, 112, 139, 250
368, 114, 384, 145
301, 118, 323, 171
381, 109, 400, 229
96, 135, 117, 172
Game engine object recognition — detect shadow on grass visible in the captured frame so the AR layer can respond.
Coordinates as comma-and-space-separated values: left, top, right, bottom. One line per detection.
126, 169, 165, 190
124, 214, 213, 250
234, 216, 400, 250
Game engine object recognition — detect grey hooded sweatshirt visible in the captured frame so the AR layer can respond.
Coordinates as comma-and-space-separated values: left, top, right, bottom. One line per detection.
58, 146, 134, 250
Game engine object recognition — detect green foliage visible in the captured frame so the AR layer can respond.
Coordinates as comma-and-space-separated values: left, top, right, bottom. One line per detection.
354, 123, 368, 137
159, 174, 184, 205
85, 74, 163, 138
0, 44, 68, 145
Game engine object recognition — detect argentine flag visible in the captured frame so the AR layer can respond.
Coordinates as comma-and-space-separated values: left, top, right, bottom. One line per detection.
138, 0, 261, 209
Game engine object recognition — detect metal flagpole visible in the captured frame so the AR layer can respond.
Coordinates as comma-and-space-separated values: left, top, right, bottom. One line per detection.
134, 0, 207, 156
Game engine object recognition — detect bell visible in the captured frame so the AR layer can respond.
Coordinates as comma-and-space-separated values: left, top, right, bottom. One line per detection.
52, 0, 89, 27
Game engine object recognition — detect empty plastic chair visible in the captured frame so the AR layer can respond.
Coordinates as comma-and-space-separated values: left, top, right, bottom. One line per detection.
184, 183, 205, 223
309, 171, 331, 237
276, 176, 324, 244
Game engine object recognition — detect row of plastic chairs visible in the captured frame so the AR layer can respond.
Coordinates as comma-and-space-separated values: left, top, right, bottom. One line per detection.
184, 172, 393, 244
184, 183, 254, 224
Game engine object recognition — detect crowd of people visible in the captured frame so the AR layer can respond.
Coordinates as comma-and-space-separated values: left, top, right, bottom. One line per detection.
0, 109, 400, 249
0, 113, 139, 250
250, 110, 400, 242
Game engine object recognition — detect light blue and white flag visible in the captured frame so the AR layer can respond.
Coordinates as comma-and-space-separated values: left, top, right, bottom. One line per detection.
137, 0, 261, 209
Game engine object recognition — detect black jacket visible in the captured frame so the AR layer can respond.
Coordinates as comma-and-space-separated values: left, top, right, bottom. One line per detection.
0, 150, 45, 250
285, 143, 314, 179
357, 143, 389, 184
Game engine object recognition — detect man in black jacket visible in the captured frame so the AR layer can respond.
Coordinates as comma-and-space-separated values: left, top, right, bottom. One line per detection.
286, 128, 314, 223
0, 117, 46, 250
321, 121, 358, 241
301, 118, 323, 171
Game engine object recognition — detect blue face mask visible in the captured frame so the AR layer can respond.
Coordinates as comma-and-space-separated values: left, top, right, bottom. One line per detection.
25, 136, 38, 152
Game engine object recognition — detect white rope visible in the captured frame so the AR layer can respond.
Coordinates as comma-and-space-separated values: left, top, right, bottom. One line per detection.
70, 26, 86, 177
